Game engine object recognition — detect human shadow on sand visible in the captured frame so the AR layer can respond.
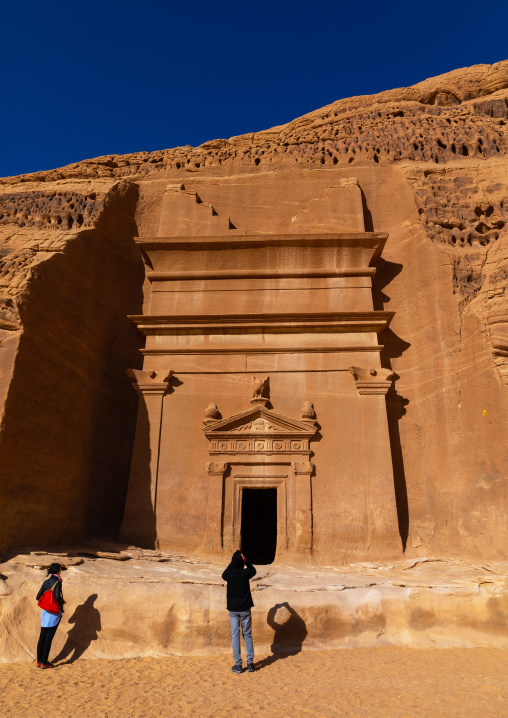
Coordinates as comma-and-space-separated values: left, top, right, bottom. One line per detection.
53, 594, 101, 665
256, 603, 307, 670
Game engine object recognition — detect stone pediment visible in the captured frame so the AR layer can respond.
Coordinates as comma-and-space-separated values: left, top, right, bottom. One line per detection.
203, 406, 317, 456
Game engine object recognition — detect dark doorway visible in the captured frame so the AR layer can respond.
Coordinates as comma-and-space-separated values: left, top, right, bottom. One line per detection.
241, 488, 277, 564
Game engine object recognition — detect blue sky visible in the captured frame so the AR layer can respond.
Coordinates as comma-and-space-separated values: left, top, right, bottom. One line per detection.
1, 0, 507, 177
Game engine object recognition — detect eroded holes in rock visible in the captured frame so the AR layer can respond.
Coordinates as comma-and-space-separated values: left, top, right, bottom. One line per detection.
461, 144, 469, 157
67, 216, 73, 229
332, 156, 338, 165
320, 156, 325, 165
175, 162, 181, 169
437, 139, 446, 149
348, 157, 354, 163
451, 143, 456, 154
254, 157, 260, 166
373, 153, 379, 163
77, 214, 84, 226
241, 488, 277, 565
56, 215, 62, 225
413, 143, 418, 151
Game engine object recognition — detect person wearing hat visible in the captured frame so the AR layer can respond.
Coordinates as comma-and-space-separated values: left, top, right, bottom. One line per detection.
222, 551, 256, 674
35, 562, 65, 668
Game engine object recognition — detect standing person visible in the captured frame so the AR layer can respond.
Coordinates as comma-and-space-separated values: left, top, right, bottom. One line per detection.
36, 563, 64, 668
222, 550, 256, 674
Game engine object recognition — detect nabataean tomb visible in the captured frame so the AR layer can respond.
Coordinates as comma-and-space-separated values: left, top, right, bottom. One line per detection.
2, 61, 508, 659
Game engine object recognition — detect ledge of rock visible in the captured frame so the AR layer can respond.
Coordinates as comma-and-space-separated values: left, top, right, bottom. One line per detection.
1, 550, 507, 663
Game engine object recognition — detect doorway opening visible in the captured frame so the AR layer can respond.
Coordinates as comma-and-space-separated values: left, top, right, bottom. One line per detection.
241, 488, 277, 564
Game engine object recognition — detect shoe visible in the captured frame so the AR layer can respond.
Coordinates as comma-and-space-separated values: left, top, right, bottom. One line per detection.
40, 663, 53, 669
247, 663, 255, 672
231, 664, 243, 674
36, 662, 42, 668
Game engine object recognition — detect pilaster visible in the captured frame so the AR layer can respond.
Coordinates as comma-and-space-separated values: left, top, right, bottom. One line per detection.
119, 369, 173, 547
349, 366, 401, 554
203, 462, 228, 552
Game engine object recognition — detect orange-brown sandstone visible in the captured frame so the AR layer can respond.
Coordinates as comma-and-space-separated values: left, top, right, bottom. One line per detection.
1, 61, 508, 567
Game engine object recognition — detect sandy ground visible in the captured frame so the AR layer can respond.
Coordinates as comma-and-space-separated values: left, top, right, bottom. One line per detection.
0, 648, 506, 718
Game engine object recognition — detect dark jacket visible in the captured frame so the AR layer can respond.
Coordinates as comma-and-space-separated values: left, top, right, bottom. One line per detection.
36, 575, 64, 608
222, 551, 256, 612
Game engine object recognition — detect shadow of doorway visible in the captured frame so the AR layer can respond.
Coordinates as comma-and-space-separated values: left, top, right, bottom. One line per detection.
256, 603, 307, 670
53, 594, 101, 665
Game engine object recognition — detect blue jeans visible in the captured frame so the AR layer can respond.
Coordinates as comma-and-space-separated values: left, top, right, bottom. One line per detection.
229, 610, 254, 665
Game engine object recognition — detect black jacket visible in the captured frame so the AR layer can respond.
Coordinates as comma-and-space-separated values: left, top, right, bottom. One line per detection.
222, 551, 256, 612
36, 575, 64, 608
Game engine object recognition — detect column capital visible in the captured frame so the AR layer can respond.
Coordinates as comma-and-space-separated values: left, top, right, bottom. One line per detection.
292, 461, 314, 476
349, 366, 394, 396
126, 369, 173, 395
206, 462, 229, 476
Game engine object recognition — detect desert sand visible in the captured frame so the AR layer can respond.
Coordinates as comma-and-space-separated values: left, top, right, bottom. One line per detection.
0, 648, 506, 718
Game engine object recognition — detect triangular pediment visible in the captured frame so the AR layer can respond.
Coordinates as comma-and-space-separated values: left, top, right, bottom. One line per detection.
203, 406, 316, 438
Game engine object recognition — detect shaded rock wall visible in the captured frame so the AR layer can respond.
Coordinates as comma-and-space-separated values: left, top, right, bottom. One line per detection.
0, 181, 144, 554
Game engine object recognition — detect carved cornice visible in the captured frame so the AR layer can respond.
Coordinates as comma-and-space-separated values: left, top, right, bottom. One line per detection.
129, 311, 393, 336
135, 232, 388, 253
126, 369, 173, 396
349, 366, 394, 396
147, 268, 377, 282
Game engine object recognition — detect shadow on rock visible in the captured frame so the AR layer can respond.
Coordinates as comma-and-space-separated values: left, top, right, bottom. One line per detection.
53, 594, 101, 665
256, 603, 307, 670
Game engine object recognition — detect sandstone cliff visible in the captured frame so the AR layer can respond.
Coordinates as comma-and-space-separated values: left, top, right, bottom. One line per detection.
1, 61, 508, 560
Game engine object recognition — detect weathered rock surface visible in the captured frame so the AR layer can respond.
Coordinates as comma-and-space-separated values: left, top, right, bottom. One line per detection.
1, 61, 508, 563
1, 551, 507, 663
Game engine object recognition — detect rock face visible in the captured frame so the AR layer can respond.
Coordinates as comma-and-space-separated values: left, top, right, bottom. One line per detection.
1, 61, 508, 563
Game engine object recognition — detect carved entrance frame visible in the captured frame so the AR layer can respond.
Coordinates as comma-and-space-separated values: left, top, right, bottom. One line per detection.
203, 406, 317, 560
231, 470, 288, 554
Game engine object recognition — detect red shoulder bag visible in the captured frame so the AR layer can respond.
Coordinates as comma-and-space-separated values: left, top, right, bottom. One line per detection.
37, 580, 61, 614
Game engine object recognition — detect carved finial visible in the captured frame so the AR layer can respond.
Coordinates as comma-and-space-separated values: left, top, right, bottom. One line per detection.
203, 403, 221, 426
301, 401, 316, 421
251, 376, 270, 406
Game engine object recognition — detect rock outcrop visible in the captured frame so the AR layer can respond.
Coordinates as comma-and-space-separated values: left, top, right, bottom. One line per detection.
1, 550, 508, 663
1, 61, 508, 563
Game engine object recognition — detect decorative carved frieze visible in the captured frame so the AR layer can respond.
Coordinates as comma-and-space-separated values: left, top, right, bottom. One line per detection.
203, 406, 317, 456
348, 366, 394, 396
126, 369, 173, 395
